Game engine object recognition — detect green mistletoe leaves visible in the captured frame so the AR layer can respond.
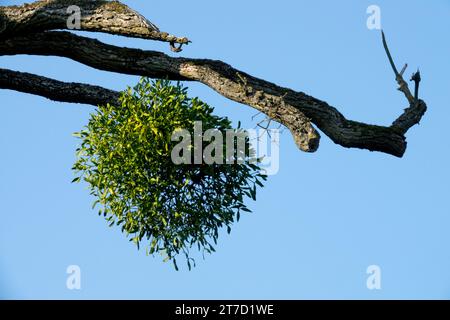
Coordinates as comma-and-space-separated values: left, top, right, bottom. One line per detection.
72, 78, 266, 269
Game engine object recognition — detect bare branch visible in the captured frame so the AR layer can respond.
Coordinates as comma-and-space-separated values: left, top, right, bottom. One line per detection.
411, 70, 421, 104
0, 31, 323, 153
0, 31, 419, 157
0, 67, 120, 106
0, 31, 426, 156
381, 30, 414, 104
382, 30, 400, 77
0, 0, 190, 49
381, 31, 427, 134
0, 2, 428, 157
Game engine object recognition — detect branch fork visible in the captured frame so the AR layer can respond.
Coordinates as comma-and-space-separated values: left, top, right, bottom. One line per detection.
382, 31, 427, 135
0, 1, 427, 157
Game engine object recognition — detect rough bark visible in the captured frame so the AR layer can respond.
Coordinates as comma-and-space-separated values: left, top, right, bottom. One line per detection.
0, 0, 190, 49
0, 0, 427, 157
0, 67, 120, 106
0, 31, 322, 153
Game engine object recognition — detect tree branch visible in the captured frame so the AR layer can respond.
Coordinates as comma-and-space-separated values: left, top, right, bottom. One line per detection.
0, 67, 120, 106
381, 31, 427, 135
0, 0, 190, 51
0, 1, 427, 157
0, 31, 323, 153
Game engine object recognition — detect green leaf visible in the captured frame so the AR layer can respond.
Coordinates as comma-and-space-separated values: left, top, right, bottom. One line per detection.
91, 200, 100, 209
250, 185, 256, 200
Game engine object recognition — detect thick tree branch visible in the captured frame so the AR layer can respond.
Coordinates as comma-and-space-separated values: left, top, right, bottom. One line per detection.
0, 31, 322, 153
0, 67, 120, 106
0, 0, 428, 157
0, 68, 322, 154
0, 30, 426, 157
0, 0, 190, 51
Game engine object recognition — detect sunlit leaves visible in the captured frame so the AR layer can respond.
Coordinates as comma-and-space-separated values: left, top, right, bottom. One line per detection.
72, 78, 266, 269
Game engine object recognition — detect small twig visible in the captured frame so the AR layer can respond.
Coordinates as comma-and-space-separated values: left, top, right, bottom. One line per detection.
170, 41, 183, 53
381, 30, 414, 104
399, 64, 408, 76
382, 30, 399, 76
411, 69, 421, 106
383, 32, 427, 134
251, 111, 263, 121
256, 116, 279, 140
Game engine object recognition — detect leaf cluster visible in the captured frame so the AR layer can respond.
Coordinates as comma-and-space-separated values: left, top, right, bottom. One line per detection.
73, 79, 266, 269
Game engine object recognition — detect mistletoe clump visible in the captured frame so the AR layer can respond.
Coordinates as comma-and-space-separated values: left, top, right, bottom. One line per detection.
72, 78, 266, 269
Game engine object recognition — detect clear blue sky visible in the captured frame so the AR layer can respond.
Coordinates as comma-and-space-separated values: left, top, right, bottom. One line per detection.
1, 0, 450, 299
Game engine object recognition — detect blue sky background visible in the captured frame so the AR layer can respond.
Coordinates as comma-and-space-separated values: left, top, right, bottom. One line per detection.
1, 0, 450, 299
